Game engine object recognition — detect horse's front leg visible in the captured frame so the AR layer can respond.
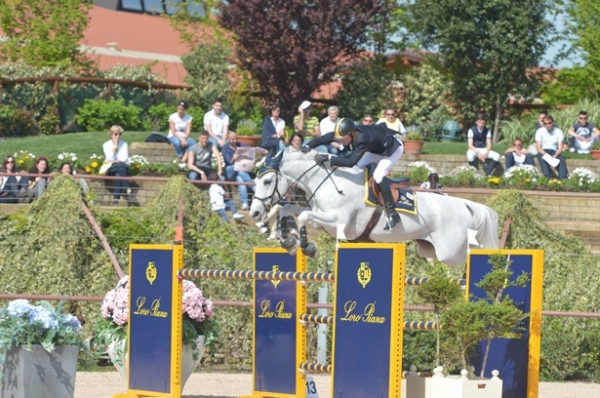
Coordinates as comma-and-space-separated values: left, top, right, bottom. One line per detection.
277, 204, 306, 255
295, 210, 339, 259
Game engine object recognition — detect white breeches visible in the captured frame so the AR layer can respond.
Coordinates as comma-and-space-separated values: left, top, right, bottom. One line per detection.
466, 148, 500, 162
357, 145, 404, 183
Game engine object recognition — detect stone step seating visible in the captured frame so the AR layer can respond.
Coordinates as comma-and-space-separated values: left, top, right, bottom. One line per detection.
393, 154, 600, 177
130, 142, 178, 164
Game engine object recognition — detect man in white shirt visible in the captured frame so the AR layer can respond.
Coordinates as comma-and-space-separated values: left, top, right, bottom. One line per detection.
318, 106, 343, 154
535, 115, 568, 179
203, 98, 229, 149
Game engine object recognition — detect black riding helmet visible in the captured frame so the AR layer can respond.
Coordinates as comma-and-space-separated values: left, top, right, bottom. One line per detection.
334, 118, 357, 139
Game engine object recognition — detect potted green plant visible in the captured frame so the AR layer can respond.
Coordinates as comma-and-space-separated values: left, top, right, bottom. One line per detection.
407, 254, 528, 398
235, 119, 261, 147
0, 299, 84, 398
404, 128, 425, 155
95, 275, 218, 390
590, 139, 600, 160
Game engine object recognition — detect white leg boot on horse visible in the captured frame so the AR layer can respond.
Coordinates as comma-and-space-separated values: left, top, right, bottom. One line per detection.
379, 179, 400, 230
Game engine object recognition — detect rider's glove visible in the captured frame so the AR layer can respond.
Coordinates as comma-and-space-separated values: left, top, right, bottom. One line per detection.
314, 153, 329, 167
300, 146, 311, 153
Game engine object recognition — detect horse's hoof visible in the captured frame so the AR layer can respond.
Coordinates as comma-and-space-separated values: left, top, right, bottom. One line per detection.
302, 242, 318, 258
281, 237, 298, 255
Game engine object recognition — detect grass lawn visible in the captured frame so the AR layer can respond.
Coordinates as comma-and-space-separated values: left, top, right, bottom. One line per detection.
0, 132, 588, 162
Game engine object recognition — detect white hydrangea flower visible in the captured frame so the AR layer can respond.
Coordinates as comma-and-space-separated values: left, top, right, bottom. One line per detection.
503, 164, 540, 179
408, 161, 437, 174
569, 167, 598, 184
449, 165, 484, 179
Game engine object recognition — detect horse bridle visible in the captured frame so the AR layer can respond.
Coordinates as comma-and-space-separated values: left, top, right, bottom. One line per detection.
252, 169, 287, 211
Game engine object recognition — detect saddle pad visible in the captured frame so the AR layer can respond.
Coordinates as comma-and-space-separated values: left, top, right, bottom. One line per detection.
363, 168, 417, 215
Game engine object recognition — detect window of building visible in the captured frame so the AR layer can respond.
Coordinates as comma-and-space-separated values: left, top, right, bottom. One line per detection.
119, 0, 204, 16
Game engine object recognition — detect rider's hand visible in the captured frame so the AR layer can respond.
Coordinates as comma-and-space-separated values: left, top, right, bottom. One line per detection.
300, 146, 311, 153
314, 153, 329, 167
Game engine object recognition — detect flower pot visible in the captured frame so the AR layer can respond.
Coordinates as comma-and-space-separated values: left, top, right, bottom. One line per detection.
404, 140, 425, 155
590, 149, 600, 160
107, 335, 206, 391
1, 345, 79, 398
236, 136, 261, 147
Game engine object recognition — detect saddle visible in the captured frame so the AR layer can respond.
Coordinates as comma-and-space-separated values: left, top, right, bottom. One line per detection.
364, 165, 416, 215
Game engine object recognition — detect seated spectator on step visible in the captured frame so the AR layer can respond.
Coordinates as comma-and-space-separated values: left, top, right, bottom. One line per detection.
535, 115, 568, 180
505, 138, 535, 169
168, 101, 196, 160
0, 156, 28, 203
103, 125, 132, 205
294, 100, 320, 143
260, 105, 287, 159
361, 114, 374, 125
26, 156, 51, 200
204, 98, 229, 149
222, 131, 253, 211
466, 114, 501, 177
187, 130, 222, 182
287, 132, 304, 152
208, 172, 244, 223
376, 108, 407, 139
58, 162, 89, 194
318, 106, 344, 154
567, 110, 600, 154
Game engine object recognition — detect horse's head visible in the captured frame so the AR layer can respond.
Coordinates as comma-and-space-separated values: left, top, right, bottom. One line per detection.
250, 166, 289, 220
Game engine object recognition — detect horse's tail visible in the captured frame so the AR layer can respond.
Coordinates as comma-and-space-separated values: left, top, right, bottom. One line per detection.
464, 200, 500, 249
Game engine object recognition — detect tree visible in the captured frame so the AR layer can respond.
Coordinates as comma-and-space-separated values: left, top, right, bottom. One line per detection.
565, 0, 600, 95
218, 0, 388, 119
539, 66, 597, 104
0, 0, 93, 70
334, 60, 395, 120
405, 0, 552, 141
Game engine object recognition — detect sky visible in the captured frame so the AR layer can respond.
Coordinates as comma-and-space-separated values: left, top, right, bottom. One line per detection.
540, 10, 583, 69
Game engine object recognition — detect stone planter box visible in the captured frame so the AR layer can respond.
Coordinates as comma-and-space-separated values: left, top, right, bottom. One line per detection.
406, 367, 502, 398
1, 345, 79, 398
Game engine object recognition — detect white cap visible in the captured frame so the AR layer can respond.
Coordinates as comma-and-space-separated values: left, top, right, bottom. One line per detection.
300, 100, 311, 110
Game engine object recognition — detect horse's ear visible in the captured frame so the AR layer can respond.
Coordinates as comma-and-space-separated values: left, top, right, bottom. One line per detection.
266, 150, 284, 170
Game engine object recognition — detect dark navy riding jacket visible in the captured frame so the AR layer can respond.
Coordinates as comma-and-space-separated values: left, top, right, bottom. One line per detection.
307, 124, 402, 168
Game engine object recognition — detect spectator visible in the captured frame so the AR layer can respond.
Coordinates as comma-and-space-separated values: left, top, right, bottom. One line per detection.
260, 105, 287, 158
505, 138, 535, 169
535, 115, 568, 180
294, 100, 321, 140
0, 156, 27, 203
420, 172, 443, 191
187, 130, 222, 182
102, 125, 131, 205
26, 156, 51, 200
361, 114, 374, 125
466, 114, 501, 176
203, 98, 229, 149
534, 111, 548, 132
287, 132, 304, 152
208, 172, 244, 223
567, 110, 600, 154
318, 106, 343, 154
167, 101, 196, 160
376, 108, 407, 138
222, 131, 253, 211
58, 162, 89, 194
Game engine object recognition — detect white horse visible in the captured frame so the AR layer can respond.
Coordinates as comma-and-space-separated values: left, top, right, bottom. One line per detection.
250, 149, 499, 266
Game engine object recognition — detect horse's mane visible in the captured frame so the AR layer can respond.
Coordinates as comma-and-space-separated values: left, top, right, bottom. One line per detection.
282, 149, 364, 177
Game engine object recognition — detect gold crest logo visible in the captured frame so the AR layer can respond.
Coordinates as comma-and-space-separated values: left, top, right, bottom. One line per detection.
357, 262, 371, 288
271, 265, 280, 288
146, 262, 157, 285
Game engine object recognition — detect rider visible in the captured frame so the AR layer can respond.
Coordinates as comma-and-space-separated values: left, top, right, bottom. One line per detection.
302, 118, 404, 230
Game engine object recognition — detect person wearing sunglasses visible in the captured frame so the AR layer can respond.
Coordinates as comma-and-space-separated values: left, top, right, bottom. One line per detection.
376, 108, 406, 138
504, 138, 535, 170
535, 115, 568, 180
566, 110, 600, 154
102, 125, 132, 205
0, 156, 28, 203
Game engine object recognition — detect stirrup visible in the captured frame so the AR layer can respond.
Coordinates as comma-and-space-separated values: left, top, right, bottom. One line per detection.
384, 212, 400, 230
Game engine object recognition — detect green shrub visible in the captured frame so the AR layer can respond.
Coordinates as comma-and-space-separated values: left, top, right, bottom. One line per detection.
38, 108, 61, 135
0, 105, 38, 137
142, 103, 172, 132
76, 99, 142, 132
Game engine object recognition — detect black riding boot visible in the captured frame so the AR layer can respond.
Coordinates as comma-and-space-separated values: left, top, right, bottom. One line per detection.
468, 160, 479, 169
485, 159, 499, 176
379, 179, 400, 230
